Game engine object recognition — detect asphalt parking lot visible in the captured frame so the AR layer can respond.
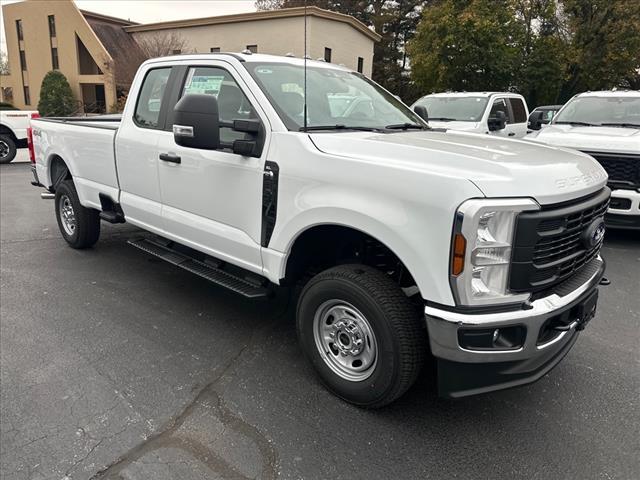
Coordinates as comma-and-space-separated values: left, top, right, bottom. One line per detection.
1, 160, 639, 480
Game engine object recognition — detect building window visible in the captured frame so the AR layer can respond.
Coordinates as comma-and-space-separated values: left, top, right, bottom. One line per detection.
23, 86, 30, 105
324, 47, 332, 63
172, 49, 181, 55
16, 20, 24, 42
357, 57, 364, 73
16, 20, 23, 41
48, 15, 56, 37
19, 50, 27, 71
210, 47, 221, 53
246, 44, 258, 53
51, 47, 59, 69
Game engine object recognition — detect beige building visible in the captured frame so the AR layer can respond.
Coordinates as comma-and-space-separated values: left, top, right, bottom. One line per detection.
1, 1, 379, 112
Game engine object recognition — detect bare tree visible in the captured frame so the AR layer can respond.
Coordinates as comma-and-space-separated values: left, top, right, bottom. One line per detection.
135, 32, 193, 58
0, 51, 10, 75
255, 0, 285, 10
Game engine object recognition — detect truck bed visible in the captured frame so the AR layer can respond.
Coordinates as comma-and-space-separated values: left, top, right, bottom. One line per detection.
32, 116, 122, 210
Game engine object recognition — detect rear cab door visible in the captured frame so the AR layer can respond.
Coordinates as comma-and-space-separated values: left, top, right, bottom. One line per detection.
116, 64, 174, 229
506, 96, 529, 138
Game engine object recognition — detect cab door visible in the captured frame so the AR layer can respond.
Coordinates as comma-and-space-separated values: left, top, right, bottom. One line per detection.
156, 63, 269, 275
487, 97, 515, 137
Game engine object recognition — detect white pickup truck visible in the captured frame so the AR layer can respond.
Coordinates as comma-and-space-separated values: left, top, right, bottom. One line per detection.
31, 53, 610, 407
410, 92, 530, 138
528, 90, 640, 230
0, 107, 39, 163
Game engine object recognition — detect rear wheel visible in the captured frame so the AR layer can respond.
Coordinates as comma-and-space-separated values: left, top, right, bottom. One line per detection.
55, 179, 100, 249
0, 135, 17, 164
297, 264, 425, 408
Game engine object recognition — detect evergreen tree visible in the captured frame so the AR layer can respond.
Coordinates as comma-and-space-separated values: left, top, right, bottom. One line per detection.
38, 70, 76, 117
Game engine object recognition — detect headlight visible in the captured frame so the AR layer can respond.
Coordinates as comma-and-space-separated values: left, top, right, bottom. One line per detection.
450, 198, 540, 306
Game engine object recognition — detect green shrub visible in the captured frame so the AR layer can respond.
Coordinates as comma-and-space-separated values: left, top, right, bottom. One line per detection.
38, 71, 76, 117
0, 102, 16, 110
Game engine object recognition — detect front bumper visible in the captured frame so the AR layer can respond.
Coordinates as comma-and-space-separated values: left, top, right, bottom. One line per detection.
425, 257, 605, 398
606, 188, 640, 229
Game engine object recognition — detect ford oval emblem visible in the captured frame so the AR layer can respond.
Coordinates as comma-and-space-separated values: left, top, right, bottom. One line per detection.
582, 219, 606, 249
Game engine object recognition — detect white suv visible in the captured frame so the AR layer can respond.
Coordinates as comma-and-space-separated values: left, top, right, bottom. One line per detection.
411, 92, 530, 138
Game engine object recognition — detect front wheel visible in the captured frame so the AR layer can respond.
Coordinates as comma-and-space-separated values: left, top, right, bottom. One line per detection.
0, 135, 17, 164
297, 264, 426, 408
55, 179, 101, 249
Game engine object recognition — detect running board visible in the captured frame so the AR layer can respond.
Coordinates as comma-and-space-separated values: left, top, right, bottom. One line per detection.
127, 237, 271, 298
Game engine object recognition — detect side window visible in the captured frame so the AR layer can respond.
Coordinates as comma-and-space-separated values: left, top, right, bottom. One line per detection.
509, 98, 527, 123
181, 66, 256, 144
490, 98, 511, 122
134, 68, 171, 129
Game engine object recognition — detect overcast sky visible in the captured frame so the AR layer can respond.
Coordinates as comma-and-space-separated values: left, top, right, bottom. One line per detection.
1, 0, 257, 54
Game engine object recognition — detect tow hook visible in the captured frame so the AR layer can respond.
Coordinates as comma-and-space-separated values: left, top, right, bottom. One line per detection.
41, 192, 55, 200
599, 277, 611, 286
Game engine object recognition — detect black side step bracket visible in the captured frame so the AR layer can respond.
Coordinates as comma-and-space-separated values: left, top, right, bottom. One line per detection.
98, 193, 125, 224
127, 237, 271, 299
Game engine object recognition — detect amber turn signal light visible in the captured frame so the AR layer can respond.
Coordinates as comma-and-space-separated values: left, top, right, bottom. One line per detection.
452, 233, 466, 276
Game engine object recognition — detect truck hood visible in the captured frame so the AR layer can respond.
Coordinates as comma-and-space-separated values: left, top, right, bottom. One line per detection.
528, 124, 640, 155
426, 120, 480, 131
309, 130, 608, 205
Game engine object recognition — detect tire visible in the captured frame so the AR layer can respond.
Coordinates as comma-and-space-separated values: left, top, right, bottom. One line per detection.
55, 179, 101, 249
0, 135, 17, 164
297, 264, 425, 408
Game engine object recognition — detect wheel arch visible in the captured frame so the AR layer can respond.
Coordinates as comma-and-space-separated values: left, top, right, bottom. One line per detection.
277, 213, 425, 298
48, 154, 73, 190
0, 123, 18, 140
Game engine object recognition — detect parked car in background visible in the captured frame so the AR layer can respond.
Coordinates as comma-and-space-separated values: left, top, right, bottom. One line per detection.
527, 104, 564, 130
31, 53, 609, 406
0, 105, 39, 163
528, 90, 640, 229
410, 92, 530, 138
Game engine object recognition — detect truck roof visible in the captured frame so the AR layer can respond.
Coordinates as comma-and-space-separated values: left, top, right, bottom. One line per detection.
420, 91, 523, 99
573, 90, 640, 98
143, 51, 352, 71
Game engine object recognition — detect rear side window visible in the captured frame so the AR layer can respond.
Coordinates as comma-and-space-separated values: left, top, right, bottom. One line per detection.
490, 98, 511, 122
509, 98, 527, 123
134, 68, 171, 129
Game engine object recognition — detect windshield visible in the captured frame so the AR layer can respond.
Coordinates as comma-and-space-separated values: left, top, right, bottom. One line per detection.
244, 62, 424, 131
553, 96, 640, 126
412, 96, 488, 122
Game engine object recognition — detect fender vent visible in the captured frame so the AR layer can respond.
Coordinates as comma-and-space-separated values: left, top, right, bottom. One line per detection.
261, 161, 279, 247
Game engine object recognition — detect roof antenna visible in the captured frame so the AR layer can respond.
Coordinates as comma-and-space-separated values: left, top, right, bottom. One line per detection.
303, 0, 308, 132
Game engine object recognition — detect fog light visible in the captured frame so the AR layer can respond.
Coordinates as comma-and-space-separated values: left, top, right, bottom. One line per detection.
458, 326, 526, 351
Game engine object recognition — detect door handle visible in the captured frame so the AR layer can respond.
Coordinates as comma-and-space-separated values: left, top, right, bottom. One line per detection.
159, 153, 181, 164
508, 132, 516, 137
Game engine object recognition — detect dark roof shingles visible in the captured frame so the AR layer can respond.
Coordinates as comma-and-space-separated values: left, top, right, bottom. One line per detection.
85, 17, 147, 89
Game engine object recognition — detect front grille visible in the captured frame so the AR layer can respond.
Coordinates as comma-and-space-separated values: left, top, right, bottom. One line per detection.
510, 188, 610, 293
582, 151, 640, 190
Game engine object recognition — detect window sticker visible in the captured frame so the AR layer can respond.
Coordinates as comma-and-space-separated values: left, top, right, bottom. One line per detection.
183, 75, 225, 96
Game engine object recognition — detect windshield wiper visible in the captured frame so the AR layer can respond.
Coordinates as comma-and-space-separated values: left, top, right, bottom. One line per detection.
427, 117, 457, 121
385, 123, 427, 130
599, 122, 640, 128
554, 121, 600, 127
300, 125, 383, 132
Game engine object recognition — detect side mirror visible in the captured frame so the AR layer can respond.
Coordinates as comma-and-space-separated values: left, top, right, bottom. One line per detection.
413, 105, 428, 121
527, 111, 544, 130
173, 94, 220, 150
488, 110, 507, 131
